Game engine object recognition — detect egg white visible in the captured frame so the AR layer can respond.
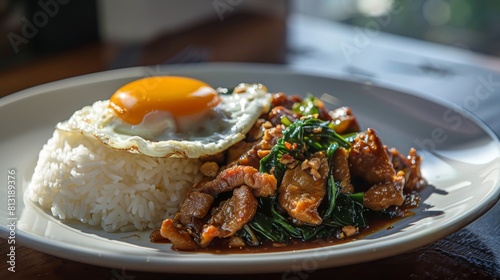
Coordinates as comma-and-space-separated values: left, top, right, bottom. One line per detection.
56, 83, 272, 158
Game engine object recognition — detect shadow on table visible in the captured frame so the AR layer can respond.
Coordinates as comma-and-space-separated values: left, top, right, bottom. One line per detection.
365, 184, 445, 240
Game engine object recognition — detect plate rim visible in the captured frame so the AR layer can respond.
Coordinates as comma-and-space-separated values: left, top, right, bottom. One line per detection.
1, 62, 500, 274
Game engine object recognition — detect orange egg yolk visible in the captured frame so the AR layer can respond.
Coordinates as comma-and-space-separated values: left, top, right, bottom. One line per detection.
109, 76, 221, 125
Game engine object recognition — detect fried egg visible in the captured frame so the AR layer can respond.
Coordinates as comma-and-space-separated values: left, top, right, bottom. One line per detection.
57, 76, 271, 158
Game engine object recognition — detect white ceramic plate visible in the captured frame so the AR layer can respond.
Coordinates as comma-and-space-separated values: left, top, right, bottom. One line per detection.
1, 63, 499, 274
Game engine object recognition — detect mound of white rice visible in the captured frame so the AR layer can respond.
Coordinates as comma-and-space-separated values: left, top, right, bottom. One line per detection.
28, 129, 204, 232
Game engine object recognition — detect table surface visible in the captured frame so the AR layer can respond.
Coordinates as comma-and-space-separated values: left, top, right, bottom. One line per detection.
1, 14, 500, 280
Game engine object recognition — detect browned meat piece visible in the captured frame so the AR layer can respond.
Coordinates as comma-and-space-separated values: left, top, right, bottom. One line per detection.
245, 118, 267, 142
226, 140, 257, 165
259, 125, 283, 150
228, 125, 283, 169
331, 147, 354, 193
199, 185, 258, 247
160, 219, 198, 251
389, 147, 427, 192
271, 92, 303, 109
278, 154, 329, 225
199, 225, 220, 248
194, 165, 277, 198
363, 171, 406, 211
199, 152, 225, 164
405, 148, 427, 191
175, 191, 214, 226
268, 105, 300, 126
272, 92, 333, 121
349, 128, 396, 185
199, 161, 219, 177
328, 107, 361, 134
227, 236, 246, 248
229, 144, 262, 169
341, 225, 359, 238
348, 129, 410, 210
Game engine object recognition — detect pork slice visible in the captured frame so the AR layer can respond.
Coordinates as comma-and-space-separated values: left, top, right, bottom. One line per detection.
349, 128, 396, 185
194, 165, 277, 198
176, 191, 214, 226
363, 171, 406, 211
199, 185, 258, 247
268, 105, 300, 126
228, 125, 284, 169
389, 147, 427, 192
278, 155, 329, 225
328, 106, 361, 134
160, 219, 198, 251
331, 147, 354, 193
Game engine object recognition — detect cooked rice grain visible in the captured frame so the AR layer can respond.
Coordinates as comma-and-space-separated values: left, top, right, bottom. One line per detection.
27, 129, 204, 232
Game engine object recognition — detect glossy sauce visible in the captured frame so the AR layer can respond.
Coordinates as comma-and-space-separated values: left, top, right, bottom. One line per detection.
150, 193, 419, 254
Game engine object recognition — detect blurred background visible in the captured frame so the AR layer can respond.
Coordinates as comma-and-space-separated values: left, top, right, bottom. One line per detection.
295, 0, 500, 56
1, 0, 500, 96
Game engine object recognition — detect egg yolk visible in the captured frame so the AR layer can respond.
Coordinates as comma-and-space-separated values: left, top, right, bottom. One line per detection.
109, 76, 221, 125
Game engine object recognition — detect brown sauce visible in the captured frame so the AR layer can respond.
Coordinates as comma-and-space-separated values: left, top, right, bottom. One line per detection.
206, 210, 413, 254
150, 204, 417, 254
150, 229, 170, 244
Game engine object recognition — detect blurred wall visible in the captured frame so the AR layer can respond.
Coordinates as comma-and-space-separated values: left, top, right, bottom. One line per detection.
0, 0, 288, 96
97, 0, 287, 43
1, 0, 99, 68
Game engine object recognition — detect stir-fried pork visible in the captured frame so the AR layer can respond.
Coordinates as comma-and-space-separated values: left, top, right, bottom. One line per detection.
349, 128, 396, 185
278, 153, 329, 225
160, 219, 198, 251
157, 91, 427, 251
328, 106, 360, 134
331, 147, 354, 193
194, 165, 277, 198
228, 124, 284, 169
389, 147, 427, 192
363, 171, 406, 211
175, 191, 214, 226
199, 185, 257, 247
268, 106, 300, 126
348, 129, 408, 210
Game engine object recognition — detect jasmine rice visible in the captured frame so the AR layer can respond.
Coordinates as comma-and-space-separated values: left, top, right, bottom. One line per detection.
27, 129, 204, 232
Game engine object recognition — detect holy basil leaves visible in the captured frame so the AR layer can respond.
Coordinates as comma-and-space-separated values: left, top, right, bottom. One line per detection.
247, 116, 365, 245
